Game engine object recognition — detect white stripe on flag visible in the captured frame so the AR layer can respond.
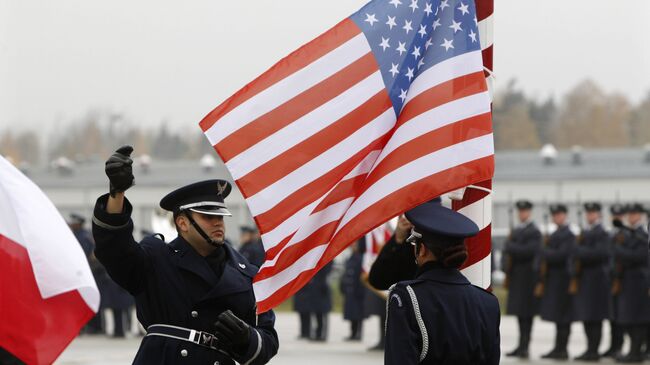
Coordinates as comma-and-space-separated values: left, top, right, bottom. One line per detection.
457, 193, 492, 231
260, 150, 381, 250
404, 50, 484, 106
260, 198, 354, 270
478, 15, 494, 50
246, 108, 395, 216
372, 91, 491, 169
338, 134, 494, 231
226, 71, 386, 180
254, 244, 328, 301
461, 254, 491, 289
205, 33, 370, 145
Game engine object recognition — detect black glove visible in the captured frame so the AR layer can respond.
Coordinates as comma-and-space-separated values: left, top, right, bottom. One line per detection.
105, 145, 135, 196
214, 310, 251, 354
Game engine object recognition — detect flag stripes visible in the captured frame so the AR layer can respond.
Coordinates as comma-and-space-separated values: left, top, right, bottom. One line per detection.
200, 0, 494, 312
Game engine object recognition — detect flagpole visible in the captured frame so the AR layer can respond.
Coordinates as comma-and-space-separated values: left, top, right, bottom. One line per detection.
452, 0, 494, 289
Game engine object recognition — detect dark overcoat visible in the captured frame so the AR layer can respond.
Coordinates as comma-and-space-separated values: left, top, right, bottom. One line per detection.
614, 225, 650, 325
293, 262, 333, 314
539, 225, 575, 324
503, 221, 541, 317
92, 194, 278, 365
368, 235, 417, 290
573, 223, 610, 321
238, 239, 265, 268
340, 250, 366, 321
385, 262, 500, 365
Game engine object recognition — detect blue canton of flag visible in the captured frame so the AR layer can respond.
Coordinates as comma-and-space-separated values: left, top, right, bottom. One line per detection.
350, 0, 481, 114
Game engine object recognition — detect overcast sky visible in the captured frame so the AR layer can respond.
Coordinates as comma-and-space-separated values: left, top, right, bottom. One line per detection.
1, 0, 649, 133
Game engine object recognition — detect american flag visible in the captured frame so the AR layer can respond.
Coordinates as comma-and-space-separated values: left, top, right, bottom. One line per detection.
362, 223, 394, 274
200, 0, 494, 313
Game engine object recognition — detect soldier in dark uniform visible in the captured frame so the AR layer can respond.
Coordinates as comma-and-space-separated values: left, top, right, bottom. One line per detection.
571, 202, 610, 361
92, 146, 278, 364
238, 226, 265, 268
340, 240, 367, 341
292, 263, 333, 342
503, 200, 542, 359
602, 203, 628, 358
613, 203, 650, 363
538, 203, 576, 360
385, 201, 500, 365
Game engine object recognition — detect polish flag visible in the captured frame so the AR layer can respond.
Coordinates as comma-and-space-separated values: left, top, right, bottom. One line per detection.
0, 156, 99, 365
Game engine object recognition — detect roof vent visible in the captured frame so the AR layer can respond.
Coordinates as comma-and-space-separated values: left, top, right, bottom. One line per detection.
539, 144, 558, 166
644, 144, 650, 163
571, 145, 583, 165
200, 154, 216, 172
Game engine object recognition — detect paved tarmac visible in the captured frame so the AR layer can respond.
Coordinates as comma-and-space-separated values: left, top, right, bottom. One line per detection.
55, 313, 628, 364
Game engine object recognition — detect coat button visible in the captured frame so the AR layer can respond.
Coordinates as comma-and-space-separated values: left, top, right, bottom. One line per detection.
180, 349, 188, 357
191, 311, 198, 318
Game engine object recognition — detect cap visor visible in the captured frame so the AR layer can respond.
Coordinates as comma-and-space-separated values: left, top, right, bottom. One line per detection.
189, 207, 232, 216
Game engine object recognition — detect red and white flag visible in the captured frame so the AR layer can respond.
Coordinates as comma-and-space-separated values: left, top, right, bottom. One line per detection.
200, 0, 494, 313
0, 156, 99, 365
362, 223, 393, 274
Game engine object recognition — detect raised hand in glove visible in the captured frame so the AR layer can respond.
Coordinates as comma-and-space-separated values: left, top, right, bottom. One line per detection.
214, 310, 251, 354
105, 145, 135, 197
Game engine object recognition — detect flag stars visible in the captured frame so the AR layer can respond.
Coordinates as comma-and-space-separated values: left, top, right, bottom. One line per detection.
379, 37, 391, 51
474, 15, 478, 25
468, 29, 477, 42
423, 2, 433, 16
396, 41, 407, 55
409, 0, 419, 12
418, 24, 427, 38
403, 20, 413, 34
365, 13, 378, 26
425, 37, 433, 50
417, 58, 426, 69
389, 0, 402, 7
432, 18, 441, 30
405, 67, 415, 81
450, 19, 462, 33
411, 45, 421, 59
458, 2, 470, 15
399, 89, 408, 103
386, 15, 397, 29
389, 63, 400, 77
440, 0, 450, 11
441, 38, 454, 51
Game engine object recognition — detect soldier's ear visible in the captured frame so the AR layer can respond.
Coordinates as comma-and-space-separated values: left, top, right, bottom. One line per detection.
175, 214, 190, 233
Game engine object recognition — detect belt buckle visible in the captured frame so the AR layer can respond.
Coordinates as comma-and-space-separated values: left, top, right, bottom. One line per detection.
197, 331, 218, 350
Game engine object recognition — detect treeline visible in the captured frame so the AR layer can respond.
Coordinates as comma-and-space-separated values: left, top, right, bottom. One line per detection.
2, 79, 650, 165
494, 79, 650, 150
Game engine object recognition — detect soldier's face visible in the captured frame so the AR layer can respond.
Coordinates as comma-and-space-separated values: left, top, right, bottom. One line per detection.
192, 212, 226, 243
517, 209, 531, 222
628, 212, 644, 226
585, 211, 600, 225
551, 212, 566, 225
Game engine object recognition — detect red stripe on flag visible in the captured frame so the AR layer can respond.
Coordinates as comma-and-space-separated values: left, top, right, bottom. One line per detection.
360, 113, 492, 193
398, 71, 488, 127
475, 0, 493, 21
254, 156, 494, 313
460, 224, 492, 269
199, 18, 361, 132
313, 173, 368, 214
253, 132, 392, 233
216, 52, 379, 163
481, 46, 493, 75
0, 235, 94, 365
236, 91, 391, 197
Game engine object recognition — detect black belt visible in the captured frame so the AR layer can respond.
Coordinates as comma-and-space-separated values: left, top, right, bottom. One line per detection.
146, 324, 221, 351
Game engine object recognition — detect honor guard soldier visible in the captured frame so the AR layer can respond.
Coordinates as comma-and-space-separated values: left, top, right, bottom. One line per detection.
384, 201, 500, 365
92, 146, 279, 365
503, 200, 542, 359
572, 202, 610, 361
538, 203, 576, 360
613, 203, 650, 363
602, 203, 628, 358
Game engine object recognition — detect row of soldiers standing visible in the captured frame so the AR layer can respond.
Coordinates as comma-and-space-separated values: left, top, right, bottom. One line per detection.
504, 200, 650, 363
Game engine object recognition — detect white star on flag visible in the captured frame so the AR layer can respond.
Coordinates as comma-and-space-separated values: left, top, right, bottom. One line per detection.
379, 37, 391, 50
441, 38, 454, 50
364, 13, 378, 26
386, 15, 397, 29
450, 19, 462, 33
